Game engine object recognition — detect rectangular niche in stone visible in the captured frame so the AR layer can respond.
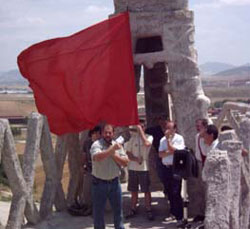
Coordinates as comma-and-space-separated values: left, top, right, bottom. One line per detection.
135, 36, 163, 54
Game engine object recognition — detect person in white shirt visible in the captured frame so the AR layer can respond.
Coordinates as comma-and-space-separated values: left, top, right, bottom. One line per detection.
192, 118, 209, 223
203, 124, 219, 152
158, 120, 185, 227
125, 119, 154, 220
195, 119, 209, 166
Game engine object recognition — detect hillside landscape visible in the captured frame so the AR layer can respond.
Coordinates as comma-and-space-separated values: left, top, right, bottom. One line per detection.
199, 61, 235, 75
0, 70, 28, 87
0, 62, 249, 87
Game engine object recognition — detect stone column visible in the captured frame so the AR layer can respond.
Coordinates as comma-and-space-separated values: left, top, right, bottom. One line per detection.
203, 149, 230, 229
221, 141, 242, 229
22, 113, 43, 224
144, 62, 170, 127
0, 119, 27, 229
165, 11, 210, 149
39, 116, 57, 219
163, 12, 210, 217
54, 135, 69, 211
0, 120, 4, 163
66, 133, 81, 206
134, 65, 141, 93
238, 118, 250, 229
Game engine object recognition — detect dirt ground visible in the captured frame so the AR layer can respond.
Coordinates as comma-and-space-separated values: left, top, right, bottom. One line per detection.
0, 183, 179, 229
0, 94, 36, 117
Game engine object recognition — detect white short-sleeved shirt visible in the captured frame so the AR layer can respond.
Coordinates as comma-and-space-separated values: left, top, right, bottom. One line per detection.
158, 133, 185, 166
125, 133, 153, 171
206, 139, 219, 155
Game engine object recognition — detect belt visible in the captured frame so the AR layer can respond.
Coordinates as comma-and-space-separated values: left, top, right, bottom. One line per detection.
92, 176, 118, 184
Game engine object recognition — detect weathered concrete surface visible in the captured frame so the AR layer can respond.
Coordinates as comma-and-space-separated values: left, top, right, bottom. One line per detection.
222, 141, 242, 229
216, 102, 250, 229
54, 135, 68, 211
66, 133, 81, 207
23, 113, 44, 224
39, 117, 57, 220
0, 119, 27, 229
203, 149, 230, 229
1, 184, 178, 229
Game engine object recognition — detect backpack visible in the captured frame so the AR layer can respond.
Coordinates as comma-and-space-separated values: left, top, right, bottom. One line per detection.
173, 147, 199, 179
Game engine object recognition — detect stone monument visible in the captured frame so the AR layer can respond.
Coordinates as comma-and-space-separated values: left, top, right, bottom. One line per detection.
113, 0, 210, 215
113, 0, 210, 148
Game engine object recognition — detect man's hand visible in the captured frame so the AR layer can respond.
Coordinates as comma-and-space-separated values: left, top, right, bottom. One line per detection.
165, 129, 173, 139
137, 124, 151, 147
111, 143, 122, 152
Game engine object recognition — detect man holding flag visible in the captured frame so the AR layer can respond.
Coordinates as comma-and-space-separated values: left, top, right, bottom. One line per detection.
90, 124, 128, 229
17, 11, 138, 228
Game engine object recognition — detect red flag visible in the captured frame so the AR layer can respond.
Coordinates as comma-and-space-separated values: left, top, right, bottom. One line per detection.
18, 12, 139, 135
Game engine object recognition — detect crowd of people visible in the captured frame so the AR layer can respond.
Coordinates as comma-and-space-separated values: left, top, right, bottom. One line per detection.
72, 117, 221, 229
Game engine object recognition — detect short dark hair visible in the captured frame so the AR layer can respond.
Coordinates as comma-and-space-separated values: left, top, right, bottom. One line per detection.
139, 118, 146, 123
88, 126, 101, 137
196, 118, 208, 128
206, 124, 218, 140
102, 123, 114, 132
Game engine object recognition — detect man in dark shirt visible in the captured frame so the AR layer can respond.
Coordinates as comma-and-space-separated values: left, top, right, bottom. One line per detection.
82, 126, 101, 215
146, 116, 168, 195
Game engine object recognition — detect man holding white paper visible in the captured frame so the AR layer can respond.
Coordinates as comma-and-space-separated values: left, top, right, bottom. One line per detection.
158, 120, 185, 227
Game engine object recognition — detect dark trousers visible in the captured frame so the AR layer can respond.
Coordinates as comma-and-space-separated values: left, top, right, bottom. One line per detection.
92, 176, 124, 229
162, 165, 183, 220
156, 160, 169, 195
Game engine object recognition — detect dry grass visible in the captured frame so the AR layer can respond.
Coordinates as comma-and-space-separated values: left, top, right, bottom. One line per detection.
0, 95, 36, 117
204, 86, 250, 104
33, 162, 70, 201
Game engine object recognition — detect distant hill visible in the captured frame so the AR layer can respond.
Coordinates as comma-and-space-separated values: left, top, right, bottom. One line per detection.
199, 62, 235, 75
214, 64, 250, 78
202, 64, 250, 88
0, 69, 28, 86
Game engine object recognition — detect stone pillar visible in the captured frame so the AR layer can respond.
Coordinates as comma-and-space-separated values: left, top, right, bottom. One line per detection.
0, 120, 4, 163
238, 118, 250, 229
221, 141, 242, 229
203, 149, 230, 229
134, 65, 141, 93
165, 11, 210, 216
165, 12, 210, 149
39, 116, 57, 219
54, 135, 69, 211
66, 133, 82, 206
0, 119, 27, 229
22, 113, 44, 224
144, 62, 170, 127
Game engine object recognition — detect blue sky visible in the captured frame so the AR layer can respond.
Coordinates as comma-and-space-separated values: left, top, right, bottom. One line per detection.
0, 0, 249, 71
